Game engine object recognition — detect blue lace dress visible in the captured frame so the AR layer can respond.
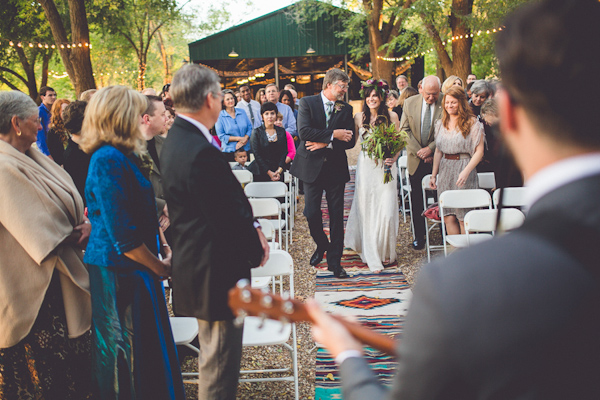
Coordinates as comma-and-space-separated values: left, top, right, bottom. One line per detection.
84, 145, 185, 400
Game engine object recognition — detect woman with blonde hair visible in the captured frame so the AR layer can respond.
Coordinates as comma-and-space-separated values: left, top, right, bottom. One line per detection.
47, 97, 71, 165
441, 75, 464, 94
255, 87, 267, 105
81, 86, 185, 399
430, 85, 485, 235
0, 90, 93, 398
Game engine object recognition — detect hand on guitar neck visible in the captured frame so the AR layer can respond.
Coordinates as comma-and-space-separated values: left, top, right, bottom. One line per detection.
228, 279, 398, 358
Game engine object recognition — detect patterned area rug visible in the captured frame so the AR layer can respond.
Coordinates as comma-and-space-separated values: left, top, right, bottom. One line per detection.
314, 169, 412, 399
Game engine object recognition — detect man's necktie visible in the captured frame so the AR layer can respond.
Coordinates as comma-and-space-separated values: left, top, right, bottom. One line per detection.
325, 101, 334, 126
421, 104, 431, 145
248, 103, 255, 126
211, 136, 220, 149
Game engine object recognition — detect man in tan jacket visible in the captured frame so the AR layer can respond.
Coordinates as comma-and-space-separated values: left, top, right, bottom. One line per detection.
399, 75, 443, 250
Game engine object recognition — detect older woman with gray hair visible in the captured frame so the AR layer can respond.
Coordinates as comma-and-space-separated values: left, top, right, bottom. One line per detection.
469, 79, 493, 117
0, 90, 93, 398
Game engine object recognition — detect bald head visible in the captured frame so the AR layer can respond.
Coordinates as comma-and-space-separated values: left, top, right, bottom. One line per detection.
422, 75, 441, 105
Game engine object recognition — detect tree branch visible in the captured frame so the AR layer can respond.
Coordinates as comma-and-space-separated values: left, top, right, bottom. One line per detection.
0, 66, 28, 85
0, 76, 21, 91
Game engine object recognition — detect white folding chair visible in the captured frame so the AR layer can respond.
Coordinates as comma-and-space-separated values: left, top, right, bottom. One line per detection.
477, 172, 496, 191
239, 250, 299, 400
229, 161, 237, 169
439, 189, 493, 255
232, 169, 253, 186
422, 174, 443, 261
398, 156, 413, 234
245, 182, 290, 250
464, 208, 525, 239
169, 317, 200, 385
493, 187, 528, 209
249, 198, 283, 250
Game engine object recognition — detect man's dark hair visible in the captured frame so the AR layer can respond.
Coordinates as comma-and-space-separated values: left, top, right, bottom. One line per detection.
39, 86, 55, 96
497, 0, 600, 148
144, 95, 163, 116
63, 101, 87, 135
260, 101, 278, 116
239, 84, 251, 92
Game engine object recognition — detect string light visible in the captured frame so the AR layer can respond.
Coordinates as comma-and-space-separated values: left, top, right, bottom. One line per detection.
1, 38, 92, 50
378, 26, 503, 62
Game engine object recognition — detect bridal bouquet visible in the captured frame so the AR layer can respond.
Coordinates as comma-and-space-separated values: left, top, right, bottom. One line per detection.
361, 117, 408, 183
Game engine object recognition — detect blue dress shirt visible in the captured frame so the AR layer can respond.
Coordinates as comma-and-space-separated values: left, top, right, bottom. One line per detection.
236, 99, 263, 129
215, 109, 253, 153
37, 104, 51, 155
276, 102, 297, 137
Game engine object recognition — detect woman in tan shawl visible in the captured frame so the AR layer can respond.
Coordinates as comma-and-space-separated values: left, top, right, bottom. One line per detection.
0, 90, 93, 398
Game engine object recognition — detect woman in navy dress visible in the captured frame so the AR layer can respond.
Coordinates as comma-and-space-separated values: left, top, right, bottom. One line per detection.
80, 86, 185, 400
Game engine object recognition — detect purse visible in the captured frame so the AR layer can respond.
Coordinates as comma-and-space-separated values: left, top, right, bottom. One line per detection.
422, 202, 441, 221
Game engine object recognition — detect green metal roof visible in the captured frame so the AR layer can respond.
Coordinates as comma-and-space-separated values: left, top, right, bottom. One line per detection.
189, 3, 349, 62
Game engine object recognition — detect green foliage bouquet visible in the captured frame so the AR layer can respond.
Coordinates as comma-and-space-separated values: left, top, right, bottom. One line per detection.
361, 116, 408, 184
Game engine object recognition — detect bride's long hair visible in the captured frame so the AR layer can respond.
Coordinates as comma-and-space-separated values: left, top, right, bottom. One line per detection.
362, 86, 391, 130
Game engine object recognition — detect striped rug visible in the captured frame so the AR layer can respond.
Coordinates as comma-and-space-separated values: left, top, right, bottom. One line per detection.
314, 169, 412, 399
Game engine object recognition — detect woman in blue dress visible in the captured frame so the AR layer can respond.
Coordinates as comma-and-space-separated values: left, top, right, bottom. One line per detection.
215, 89, 253, 161
80, 86, 185, 400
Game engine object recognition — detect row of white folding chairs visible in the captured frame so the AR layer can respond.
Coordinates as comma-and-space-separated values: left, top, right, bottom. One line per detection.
169, 249, 299, 399
246, 182, 292, 251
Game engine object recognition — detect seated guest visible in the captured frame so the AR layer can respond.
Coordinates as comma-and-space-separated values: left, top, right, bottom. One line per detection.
232, 148, 250, 170
47, 98, 71, 165
0, 90, 93, 398
249, 102, 288, 182
274, 112, 296, 168
63, 100, 91, 202
469, 80, 492, 117
215, 89, 253, 162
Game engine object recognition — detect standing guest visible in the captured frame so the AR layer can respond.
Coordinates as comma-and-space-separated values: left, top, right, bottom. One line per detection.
274, 112, 297, 167
397, 86, 419, 119
289, 68, 356, 278
284, 83, 296, 91
161, 64, 269, 400
256, 88, 267, 105
265, 83, 297, 136
441, 75, 464, 94
215, 89, 253, 162
400, 75, 443, 250
0, 90, 93, 399
249, 102, 288, 182
63, 101, 91, 202
142, 88, 157, 96
47, 98, 71, 165
280, 89, 298, 124
165, 105, 176, 133
429, 85, 485, 235
37, 85, 57, 156
307, 2, 600, 399
417, 79, 423, 94
469, 80, 492, 117
234, 90, 242, 103
236, 83, 263, 130
466, 73, 477, 85
289, 88, 299, 107
386, 90, 403, 118
396, 75, 409, 94
81, 86, 185, 400
160, 83, 171, 101
79, 89, 97, 102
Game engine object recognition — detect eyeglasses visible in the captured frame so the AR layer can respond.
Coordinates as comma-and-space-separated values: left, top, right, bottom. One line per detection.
162, 84, 171, 92
335, 82, 349, 91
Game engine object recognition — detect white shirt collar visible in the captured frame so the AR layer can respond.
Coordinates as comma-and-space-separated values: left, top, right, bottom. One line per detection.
177, 114, 213, 143
524, 152, 600, 209
321, 91, 334, 106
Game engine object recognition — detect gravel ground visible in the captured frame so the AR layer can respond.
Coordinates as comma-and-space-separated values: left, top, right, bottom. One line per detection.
180, 147, 434, 399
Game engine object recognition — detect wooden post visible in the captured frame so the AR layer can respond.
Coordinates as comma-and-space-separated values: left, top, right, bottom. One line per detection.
344, 54, 349, 102
274, 57, 279, 88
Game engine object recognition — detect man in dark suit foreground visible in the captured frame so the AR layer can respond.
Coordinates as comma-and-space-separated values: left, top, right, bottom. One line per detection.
160, 65, 269, 399
307, 1, 600, 398
290, 68, 356, 278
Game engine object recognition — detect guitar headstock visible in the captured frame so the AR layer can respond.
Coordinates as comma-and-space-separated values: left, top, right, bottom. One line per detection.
228, 279, 311, 327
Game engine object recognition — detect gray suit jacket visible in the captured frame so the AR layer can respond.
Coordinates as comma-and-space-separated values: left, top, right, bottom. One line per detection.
399, 94, 443, 175
340, 172, 600, 399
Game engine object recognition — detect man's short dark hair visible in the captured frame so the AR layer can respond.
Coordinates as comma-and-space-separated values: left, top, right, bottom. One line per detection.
144, 95, 163, 116
39, 86, 55, 96
497, 0, 600, 148
260, 101, 278, 116
239, 84, 251, 92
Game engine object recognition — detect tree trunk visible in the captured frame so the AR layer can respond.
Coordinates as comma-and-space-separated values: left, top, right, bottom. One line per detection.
448, 0, 474, 83
14, 46, 39, 100
41, 52, 50, 89
155, 26, 170, 85
138, 56, 147, 91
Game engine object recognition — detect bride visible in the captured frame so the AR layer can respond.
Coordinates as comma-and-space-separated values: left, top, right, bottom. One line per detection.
345, 79, 401, 273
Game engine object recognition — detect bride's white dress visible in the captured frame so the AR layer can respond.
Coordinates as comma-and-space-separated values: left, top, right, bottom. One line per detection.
344, 127, 399, 272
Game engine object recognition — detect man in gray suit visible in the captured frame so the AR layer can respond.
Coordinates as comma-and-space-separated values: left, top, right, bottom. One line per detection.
307, 1, 600, 399
400, 75, 443, 250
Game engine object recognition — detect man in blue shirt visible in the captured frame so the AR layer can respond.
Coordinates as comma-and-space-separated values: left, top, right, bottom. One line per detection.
265, 83, 296, 137
37, 86, 57, 156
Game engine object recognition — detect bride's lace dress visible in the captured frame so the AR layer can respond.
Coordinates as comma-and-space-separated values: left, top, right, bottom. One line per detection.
344, 127, 399, 272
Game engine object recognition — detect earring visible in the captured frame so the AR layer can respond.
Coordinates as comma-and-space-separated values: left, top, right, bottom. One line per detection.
16, 130, 21, 136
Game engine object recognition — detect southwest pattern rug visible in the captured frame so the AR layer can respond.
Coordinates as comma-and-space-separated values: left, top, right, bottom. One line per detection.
314, 169, 412, 399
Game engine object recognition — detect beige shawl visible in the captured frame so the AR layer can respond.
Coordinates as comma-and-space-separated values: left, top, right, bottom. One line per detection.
0, 140, 91, 348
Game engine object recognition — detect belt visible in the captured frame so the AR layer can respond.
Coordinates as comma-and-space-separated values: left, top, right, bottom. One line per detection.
444, 153, 470, 160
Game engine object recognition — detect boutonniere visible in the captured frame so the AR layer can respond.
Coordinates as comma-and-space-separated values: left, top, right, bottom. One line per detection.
333, 101, 345, 114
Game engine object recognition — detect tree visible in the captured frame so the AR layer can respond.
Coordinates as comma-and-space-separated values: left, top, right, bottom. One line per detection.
38, 0, 96, 96
91, 0, 184, 90
0, 0, 55, 100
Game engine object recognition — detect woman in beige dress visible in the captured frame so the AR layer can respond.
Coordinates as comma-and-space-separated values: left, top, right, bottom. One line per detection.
430, 85, 485, 235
